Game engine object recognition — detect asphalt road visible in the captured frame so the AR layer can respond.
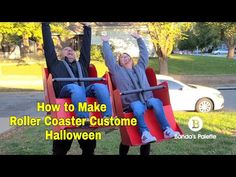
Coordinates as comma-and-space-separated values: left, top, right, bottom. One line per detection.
0, 92, 44, 134
220, 90, 236, 111
0, 90, 235, 134
193, 53, 236, 59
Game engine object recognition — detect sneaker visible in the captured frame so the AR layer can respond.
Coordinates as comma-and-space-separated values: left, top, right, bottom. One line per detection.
141, 131, 157, 144
164, 127, 180, 139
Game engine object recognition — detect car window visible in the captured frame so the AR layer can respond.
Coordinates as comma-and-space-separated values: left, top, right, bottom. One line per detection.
159, 80, 183, 90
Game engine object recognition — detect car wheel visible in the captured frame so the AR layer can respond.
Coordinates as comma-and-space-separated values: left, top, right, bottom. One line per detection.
196, 98, 213, 113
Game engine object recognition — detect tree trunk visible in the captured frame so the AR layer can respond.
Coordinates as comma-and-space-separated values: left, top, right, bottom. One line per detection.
36, 41, 43, 56
158, 56, 168, 75
1, 34, 10, 59
22, 34, 29, 57
227, 46, 235, 59
226, 35, 235, 59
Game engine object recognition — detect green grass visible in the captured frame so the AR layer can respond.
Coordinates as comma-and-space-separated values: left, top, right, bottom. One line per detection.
1, 54, 236, 77
0, 61, 107, 77
1, 64, 44, 76
0, 112, 235, 155
149, 54, 236, 75
1, 55, 236, 91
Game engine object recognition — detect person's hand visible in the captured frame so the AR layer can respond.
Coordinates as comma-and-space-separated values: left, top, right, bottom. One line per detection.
101, 35, 110, 42
80, 22, 91, 27
131, 32, 141, 39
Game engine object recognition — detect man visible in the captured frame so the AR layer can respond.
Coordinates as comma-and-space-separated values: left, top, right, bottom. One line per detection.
102, 33, 179, 155
42, 22, 112, 155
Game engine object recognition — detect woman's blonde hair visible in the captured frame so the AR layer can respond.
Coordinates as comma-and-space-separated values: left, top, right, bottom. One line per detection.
118, 52, 134, 66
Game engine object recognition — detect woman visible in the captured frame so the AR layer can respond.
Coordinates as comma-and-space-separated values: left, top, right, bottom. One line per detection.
102, 32, 179, 154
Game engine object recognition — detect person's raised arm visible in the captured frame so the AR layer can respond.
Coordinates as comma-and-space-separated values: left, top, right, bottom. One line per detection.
102, 35, 118, 73
79, 22, 91, 70
131, 32, 149, 69
42, 22, 58, 72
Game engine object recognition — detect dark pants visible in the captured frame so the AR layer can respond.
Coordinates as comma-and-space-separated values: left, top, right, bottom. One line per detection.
119, 142, 150, 155
53, 139, 96, 155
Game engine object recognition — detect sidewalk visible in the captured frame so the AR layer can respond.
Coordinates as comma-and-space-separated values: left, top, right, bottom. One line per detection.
170, 74, 236, 88
0, 92, 45, 134
0, 75, 43, 90
0, 118, 10, 134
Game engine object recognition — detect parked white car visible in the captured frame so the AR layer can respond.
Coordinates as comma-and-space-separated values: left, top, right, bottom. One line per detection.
156, 75, 224, 113
212, 49, 228, 55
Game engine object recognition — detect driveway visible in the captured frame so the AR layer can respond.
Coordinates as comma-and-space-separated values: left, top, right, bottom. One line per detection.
0, 89, 236, 134
0, 92, 45, 134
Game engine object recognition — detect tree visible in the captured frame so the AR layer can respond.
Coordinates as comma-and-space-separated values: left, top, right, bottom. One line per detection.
177, 30, 197, 51
210, 22, 236, 59
0, 22, 16, 58
14, 23, 41, 56
0, 22, 78, 58
195, 23, 221, 52
14, 22, 70, 57
146, 22, 192, 74
30, 22, 70, 56
178, 22, 221, 53
50, 22, 72, 50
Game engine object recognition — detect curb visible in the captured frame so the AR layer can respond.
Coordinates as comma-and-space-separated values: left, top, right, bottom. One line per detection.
216, 87, 236, 90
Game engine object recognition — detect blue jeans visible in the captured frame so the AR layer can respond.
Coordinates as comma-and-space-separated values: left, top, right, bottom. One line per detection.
130, 97, 170, 134
59, 83, 112, 118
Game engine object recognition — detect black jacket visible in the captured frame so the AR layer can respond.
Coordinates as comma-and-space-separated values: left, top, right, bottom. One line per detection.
42, 22, 91, 97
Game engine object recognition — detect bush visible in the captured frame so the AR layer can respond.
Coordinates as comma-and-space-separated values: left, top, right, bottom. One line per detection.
91, 45, 103, 61
91, 44, 116, 62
